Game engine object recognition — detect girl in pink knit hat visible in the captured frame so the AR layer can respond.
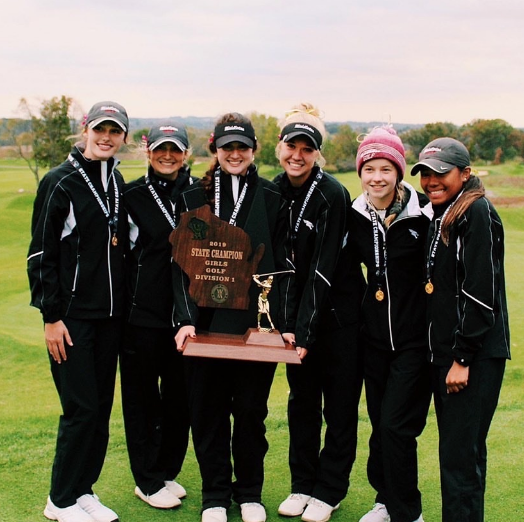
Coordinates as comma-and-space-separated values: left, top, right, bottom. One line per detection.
349, 126, 432, 522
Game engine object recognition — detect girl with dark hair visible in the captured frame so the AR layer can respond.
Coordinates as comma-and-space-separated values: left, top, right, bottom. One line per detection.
121, 122, 195, 510
27, 101, 128, 522
412, 138, 510, 522
174, 112, 287, 522
351, 126, 431, 522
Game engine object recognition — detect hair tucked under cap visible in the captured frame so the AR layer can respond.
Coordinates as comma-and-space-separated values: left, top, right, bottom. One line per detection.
356, 126, 406, 179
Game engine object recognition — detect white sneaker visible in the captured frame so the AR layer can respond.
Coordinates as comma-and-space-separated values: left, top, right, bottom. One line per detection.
359, 503, 391, 522
301, 498, 340, 522
278, 494, 311, 516
44, 497, 95, 522
134, 486, 181, 509
76, 494, 118, 522
240, 502, 266, 522
202, 507, 227, 522
164, 480, 187, 499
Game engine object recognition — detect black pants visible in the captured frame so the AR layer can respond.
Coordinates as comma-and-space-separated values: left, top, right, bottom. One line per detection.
364, 345, 432, 522
120, 324, 190, 495
49, 317, 121, 508
432, 358, 506, 522
185, 356, 276, 510
285, 324, 363, 507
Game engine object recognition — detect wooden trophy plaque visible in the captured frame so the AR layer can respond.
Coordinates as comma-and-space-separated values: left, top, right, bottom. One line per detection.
170, 205, 300, 364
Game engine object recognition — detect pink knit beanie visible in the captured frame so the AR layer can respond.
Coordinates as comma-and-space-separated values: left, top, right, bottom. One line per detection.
356, 126, 406, 179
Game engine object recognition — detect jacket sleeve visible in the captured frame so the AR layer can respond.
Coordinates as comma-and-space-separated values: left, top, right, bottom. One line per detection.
295, 184, 349, 350
27, 175, 70, 323
452, 199, 504, 364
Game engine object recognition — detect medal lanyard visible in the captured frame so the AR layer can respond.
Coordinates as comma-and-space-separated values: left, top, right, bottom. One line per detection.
214, 168, 248, 226
369, 206, 386, 280
68, 154, 119, 237
368, 204, 387, 301
292, 170, 323, 238
288, 170, 323, 262
425, 190, 463, 288
145, 173, 177, 229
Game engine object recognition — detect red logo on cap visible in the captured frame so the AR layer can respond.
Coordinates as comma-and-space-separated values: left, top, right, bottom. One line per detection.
100, 106, 120, 114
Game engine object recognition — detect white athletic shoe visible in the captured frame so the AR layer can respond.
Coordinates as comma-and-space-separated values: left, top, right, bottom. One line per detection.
134, 486, 181, 509
359, 503, 391, 522
44, 497, 94, 522
202, 506, 227, 522
301, 498, 340, 522
76, 494, 118, 522
240, 502, 266, 522
278, 494, 311, 516
164, 480, 187, 499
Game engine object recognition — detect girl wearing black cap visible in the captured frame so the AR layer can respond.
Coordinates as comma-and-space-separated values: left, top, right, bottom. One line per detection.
120, 122, 195, 510
412, 138, 510, 522
27, 101, 129, 522
274, 103, 364, 522
350, 126, 431, 522
174, 112, 287, 522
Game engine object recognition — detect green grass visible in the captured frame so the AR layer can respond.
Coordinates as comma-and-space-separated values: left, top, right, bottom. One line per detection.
1, 159, 523, 522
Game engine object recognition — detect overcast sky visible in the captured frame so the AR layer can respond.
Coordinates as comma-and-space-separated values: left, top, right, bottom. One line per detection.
2, 0, 523, 127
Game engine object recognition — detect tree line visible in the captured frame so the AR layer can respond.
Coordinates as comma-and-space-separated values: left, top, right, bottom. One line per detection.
3, 96, 524, 188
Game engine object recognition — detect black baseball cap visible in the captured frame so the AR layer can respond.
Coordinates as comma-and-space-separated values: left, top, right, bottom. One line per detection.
279, 121, 323, 150
86, 101, 129, 133
411, 137, 470, 175
213, 122, 257, 149
147, 122, 189, 151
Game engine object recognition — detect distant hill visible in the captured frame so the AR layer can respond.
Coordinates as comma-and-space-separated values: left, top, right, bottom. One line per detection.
0, 116, 425, 146
128, 117, 423, 134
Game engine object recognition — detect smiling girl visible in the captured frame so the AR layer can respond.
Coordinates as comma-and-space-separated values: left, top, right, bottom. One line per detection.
174, 112, 287, 522
350, 126, 431, 522
412, 138, 510, 522
28, 101, 129, 522
274, 103, 364, 522
121, 122, 195, 510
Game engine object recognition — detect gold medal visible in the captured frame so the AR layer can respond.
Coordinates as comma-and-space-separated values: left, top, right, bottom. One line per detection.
375, 289, 385, 302
111, 235, 118, 247
425, 281, 434, 294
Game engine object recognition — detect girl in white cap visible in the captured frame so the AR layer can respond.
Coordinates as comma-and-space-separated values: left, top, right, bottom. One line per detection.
351, 126, 431, 522
412, 137, 510, 522
121, 122, 196, 510
28, 101, 129, 522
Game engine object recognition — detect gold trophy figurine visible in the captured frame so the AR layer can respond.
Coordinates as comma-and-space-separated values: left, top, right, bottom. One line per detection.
252, 274, 275, 332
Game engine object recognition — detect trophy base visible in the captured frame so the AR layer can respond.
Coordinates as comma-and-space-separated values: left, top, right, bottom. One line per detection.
183, 328, 301, 364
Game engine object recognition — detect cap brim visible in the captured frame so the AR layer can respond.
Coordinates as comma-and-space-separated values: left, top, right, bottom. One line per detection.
283, 131, 320, 150
411, 159, 456, 176
88, 117, 127, 133
148, 137, 187, 151
215, 135, 255, 149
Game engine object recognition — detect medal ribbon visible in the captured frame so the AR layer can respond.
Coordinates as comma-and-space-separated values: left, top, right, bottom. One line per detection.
426, 190, 464, 286
292, 170, 323, 237
145, 173, 177, 229
68, 154, 119, 239
368, 204, 387, 300
214, 168, 248, 226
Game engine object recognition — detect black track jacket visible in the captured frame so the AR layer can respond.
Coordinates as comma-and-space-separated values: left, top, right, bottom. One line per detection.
350, 182, 429, 352
425, 195, 511, 366
27, 146, 126, 323
274, 167, 364, 351
123, 166, 195, 328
